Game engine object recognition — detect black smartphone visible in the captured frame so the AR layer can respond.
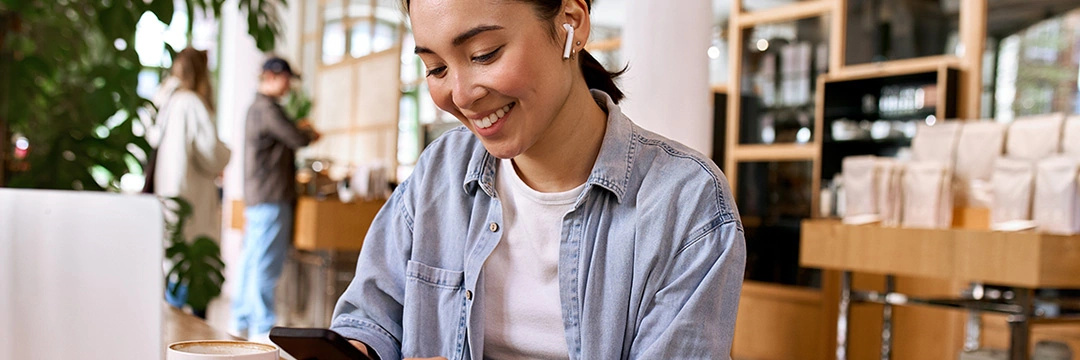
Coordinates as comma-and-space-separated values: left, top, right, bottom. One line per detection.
268, 327, 374, 360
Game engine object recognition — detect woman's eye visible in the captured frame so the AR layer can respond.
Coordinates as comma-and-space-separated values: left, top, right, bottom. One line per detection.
426, 66, 447, 78
472, 46, 503, 63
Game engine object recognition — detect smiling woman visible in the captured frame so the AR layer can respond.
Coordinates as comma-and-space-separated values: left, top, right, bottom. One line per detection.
328, 0, 746, 359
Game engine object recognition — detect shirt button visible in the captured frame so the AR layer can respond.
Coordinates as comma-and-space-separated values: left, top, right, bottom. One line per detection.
489, 222, 499, 232
465, 290, 473, 300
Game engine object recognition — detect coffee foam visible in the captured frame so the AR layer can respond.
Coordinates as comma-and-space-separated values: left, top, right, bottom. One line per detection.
171, 341, 277, 355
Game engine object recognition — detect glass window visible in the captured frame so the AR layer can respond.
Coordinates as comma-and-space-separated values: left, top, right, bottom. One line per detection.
400, 33, 420, 85
323, 20, 347, 64
844, 0, 960, 65
736, 160, 817, 287
349, 0, 372, 18
398, 94, 419, 165
992, 8, 1080, 122
372, 21, 398, 54
349, 19, 373, 58
739, 16, 829, 145
377, 0, 398, 11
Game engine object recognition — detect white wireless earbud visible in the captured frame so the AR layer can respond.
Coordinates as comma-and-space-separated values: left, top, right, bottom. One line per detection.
562, 23, 575, 59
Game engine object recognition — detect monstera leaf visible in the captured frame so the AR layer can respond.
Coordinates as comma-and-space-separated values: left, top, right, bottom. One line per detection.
166, 235, 226, 312
162, 196, 225, 313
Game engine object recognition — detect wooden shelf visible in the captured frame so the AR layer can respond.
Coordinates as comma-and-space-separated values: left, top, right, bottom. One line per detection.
732, 143, 817, 161
824, 55, 961, 83
801, 219, 1080, 289
737, 0, 832, 28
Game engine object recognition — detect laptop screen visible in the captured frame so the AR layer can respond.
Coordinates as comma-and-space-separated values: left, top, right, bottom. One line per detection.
0, 189, 164, 360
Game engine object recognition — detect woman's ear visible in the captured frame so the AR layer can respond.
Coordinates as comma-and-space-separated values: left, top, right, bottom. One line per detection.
562, 0, 591, 47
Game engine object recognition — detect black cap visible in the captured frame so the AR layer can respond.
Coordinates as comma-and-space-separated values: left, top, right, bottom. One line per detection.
262, 57, 300, 79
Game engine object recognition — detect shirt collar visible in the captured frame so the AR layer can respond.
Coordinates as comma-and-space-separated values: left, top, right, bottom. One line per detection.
463, 90, 633, 203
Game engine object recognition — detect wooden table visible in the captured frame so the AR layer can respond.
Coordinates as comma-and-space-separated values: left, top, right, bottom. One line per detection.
163, 303, 240, 344
801, 219, 1080, 360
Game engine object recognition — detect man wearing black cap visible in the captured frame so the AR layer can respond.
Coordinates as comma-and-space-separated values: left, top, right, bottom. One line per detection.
232, 56, 320, 341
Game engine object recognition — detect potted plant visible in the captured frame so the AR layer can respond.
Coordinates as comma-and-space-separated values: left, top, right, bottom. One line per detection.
0, 0, 284, 315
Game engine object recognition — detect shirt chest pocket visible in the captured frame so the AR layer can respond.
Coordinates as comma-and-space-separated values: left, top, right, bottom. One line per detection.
402, 260, 468, 359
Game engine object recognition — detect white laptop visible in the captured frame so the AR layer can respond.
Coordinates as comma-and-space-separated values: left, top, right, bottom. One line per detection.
0, 189, 163, 360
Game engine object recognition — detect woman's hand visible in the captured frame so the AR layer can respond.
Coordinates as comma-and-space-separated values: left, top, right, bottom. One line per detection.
348, 340, 372, 357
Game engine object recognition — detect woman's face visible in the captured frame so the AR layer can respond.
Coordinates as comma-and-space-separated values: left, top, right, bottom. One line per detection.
411, 0, 573, 159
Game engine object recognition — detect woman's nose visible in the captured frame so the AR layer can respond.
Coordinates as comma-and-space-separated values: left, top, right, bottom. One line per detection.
451, 69, 487, 110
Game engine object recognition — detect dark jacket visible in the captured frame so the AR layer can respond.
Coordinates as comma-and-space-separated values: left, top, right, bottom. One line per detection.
244, 93, 313, 205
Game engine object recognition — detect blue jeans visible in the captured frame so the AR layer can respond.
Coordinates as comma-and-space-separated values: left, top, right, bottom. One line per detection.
166, 282, 207, 319
231, 201, 294, 335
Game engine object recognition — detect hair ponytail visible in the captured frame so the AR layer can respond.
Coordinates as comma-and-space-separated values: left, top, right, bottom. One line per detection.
578, 49, 626, 104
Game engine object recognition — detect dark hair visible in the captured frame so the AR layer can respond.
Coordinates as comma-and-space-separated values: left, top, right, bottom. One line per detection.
402, 0, 626, 103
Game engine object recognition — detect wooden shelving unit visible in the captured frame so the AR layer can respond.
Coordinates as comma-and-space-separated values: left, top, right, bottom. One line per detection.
724, 1, 991, 359
816, 63, 960, 191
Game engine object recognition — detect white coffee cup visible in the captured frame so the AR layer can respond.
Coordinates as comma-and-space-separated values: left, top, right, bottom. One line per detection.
167, 340, 279, 360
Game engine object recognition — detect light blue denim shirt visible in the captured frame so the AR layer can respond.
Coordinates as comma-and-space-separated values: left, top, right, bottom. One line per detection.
331, 90, 745, 360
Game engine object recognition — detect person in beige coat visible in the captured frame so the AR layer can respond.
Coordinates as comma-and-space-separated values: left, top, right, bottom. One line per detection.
146, 48, 232, 316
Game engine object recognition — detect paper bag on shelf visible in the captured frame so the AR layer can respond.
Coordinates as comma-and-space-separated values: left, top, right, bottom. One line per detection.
901, 161, 952, 229
990, 158, 1036, 230
1006, 113, 1065, 161
1033, 156, 1080, 235
912, 120, 962, 169
875, 158, 904, 227
955, 121, 1006, 207
842, 155, 879, 224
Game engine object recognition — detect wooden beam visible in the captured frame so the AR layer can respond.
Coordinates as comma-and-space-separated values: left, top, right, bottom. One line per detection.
827, 55, 961, 82
725, 11, 743, 193
958, 0, 988, 119
829, 0, 847, 73
812, 75, 826, 218
732, 144, 818, 162
737, 1, 832, 28
937, 65, 950, 120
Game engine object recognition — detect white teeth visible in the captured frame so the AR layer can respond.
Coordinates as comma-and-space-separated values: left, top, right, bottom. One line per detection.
472, 103, 514, 129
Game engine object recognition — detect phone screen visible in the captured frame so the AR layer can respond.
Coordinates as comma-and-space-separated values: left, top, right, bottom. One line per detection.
269, 327, 374, 360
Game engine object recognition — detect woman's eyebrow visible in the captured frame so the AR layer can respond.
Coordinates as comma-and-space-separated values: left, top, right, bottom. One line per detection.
414, 24, 505, 54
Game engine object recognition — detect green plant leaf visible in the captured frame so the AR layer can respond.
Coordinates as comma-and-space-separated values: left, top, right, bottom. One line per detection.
97, 5, 136, 42
179, 236, 225, 311
211, 0, 225, 17
148, 0, 174, 25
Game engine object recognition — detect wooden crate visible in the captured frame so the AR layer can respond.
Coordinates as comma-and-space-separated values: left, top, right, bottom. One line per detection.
293, 197, 386, 251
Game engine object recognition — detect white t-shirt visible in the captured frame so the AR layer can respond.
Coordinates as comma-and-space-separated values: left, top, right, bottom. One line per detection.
483, 158, 583, 360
